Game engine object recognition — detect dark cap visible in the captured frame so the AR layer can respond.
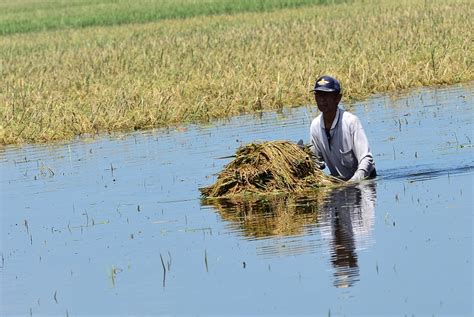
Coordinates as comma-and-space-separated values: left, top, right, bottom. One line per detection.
310, 76, 341, 93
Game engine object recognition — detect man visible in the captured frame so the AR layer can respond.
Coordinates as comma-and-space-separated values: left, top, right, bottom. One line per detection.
309, 75, 376, 182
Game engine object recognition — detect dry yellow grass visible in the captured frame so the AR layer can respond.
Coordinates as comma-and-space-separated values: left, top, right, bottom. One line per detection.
1, 0, 472, 145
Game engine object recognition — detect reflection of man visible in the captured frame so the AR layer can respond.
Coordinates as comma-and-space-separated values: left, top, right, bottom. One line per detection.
318, 182, 377, 288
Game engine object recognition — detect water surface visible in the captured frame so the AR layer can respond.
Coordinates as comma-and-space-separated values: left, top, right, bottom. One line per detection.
1, 84, 473, 316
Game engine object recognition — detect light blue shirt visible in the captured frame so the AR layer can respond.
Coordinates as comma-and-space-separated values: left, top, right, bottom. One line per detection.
310, 107, 375, 181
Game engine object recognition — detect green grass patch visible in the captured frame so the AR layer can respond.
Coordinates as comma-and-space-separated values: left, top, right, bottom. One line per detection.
0, 0, 347, 36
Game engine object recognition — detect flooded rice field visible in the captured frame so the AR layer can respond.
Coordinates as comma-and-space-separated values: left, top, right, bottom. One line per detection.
1, 84, 473, 316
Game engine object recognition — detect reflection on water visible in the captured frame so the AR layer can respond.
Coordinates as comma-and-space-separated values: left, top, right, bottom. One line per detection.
202, 190, 327, 238
321, 182, 376, 288
202, 182, 376, 288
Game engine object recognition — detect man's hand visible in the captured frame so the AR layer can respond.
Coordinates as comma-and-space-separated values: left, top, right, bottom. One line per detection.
348, 170, 365, 183
297, 139, 325, 170
297, 139, 305, 149
296, 139, 326, 170
314, 159, 326, 170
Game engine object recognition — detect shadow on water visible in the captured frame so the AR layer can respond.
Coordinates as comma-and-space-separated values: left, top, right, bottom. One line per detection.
202, 181, 377, 288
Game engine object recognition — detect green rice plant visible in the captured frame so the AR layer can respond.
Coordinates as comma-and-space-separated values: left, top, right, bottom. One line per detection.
0, 0, 348, 36
0, 0, 472, 145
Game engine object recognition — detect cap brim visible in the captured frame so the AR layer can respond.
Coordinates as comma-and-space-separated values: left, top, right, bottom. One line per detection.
313, 87, 337, 92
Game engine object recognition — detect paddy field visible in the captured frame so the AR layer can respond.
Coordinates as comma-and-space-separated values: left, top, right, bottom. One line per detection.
0, 0, 472, 144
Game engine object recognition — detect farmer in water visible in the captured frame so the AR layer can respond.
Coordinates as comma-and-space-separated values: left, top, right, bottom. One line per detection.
309, 75, 376, 182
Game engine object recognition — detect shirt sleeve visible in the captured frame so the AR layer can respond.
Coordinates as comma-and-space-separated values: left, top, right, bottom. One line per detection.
310, 122, 326, 170
351, 117, 375, 178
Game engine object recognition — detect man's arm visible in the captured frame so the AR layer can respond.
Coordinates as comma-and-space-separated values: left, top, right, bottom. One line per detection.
349, 117, 375, 182
310, 125, 326, 170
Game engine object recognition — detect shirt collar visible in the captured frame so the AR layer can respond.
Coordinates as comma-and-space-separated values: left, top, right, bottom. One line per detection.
320, 107, 341, 130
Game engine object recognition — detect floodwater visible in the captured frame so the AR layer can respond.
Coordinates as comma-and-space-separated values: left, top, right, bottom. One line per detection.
1, 84, 473, 316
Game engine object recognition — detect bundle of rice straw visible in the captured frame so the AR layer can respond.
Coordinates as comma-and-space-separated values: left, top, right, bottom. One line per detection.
200, 141, 341, 197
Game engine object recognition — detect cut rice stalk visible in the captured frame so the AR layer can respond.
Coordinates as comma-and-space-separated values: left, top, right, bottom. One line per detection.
200, 141, 341, 197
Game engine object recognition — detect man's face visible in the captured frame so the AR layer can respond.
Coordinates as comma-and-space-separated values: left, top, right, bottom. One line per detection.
314, 91, 342, 113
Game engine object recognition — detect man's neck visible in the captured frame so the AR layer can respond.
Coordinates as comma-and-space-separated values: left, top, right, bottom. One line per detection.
323, 109, 337, 129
